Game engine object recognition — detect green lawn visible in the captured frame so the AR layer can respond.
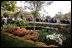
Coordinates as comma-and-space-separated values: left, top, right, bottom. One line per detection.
1, 33, 38, 47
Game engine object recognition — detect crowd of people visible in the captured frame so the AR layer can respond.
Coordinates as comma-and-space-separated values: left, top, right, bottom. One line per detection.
26, 17, 71, 24
35, 18, 71, 24
1, 17, 71, 26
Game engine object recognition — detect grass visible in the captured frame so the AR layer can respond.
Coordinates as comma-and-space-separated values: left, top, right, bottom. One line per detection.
1, 33, 38, 47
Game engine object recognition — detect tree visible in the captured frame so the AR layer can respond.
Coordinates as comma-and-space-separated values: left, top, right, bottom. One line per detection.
24, 12, 34, 18
1, 8, 4, 17
54, 12, 63, 20
14, 10, 34, 20
54, 14, 59, 19
46, 15, 51, 19
8, 11, 15, 18
24, 1, 53, 31
1, 1, 17, 12
1, 1, 17, 17
14, 11, 21, 19
63, 12, 71, 20
36, 11, 41, 19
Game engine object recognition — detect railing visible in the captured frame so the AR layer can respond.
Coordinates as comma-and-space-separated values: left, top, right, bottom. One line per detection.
29, 22, 70, 27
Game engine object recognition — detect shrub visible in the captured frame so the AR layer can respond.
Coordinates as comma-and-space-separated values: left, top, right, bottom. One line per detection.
47, 29, 60, 35
12, 20, 29, 26
57, 25, 71, 36
2, 24, 19, 33
6, 29, 13, 33
38, 29, 48, 43
2, 24, 18, 30
2, 25, 20, 33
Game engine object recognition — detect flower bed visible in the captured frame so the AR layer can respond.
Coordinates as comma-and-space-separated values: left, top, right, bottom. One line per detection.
1, 24, 71, 47
1, 26, 58, 47
38, 26, 71, 47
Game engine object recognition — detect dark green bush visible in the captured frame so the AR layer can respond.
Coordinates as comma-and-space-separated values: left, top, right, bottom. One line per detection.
47, 29, 58, 34
38, 29, 48, 42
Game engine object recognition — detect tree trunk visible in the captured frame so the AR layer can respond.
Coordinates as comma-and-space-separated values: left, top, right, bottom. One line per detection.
34, 17, 36, 31
33, 11, 36, 31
